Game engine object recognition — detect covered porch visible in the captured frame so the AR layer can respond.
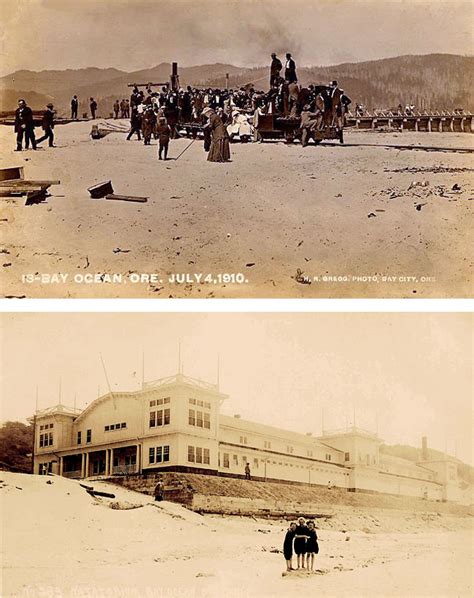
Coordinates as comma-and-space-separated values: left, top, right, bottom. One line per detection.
59, 443, 142, 478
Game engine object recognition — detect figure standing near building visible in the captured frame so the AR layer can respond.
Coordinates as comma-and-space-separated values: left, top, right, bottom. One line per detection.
283, 521, 297, 572
284, 53, 297, 84
156, 116, 171, 160
245, 462, 251, 479
305, 520, 319, 571
202, 107, 231, 162
71, 95, 78, 119
154, 480, 164, 501
14, 99, 36, 151
36, 103, 56, 148
294, 517, 309, 569
113, 100, 120, 119
270, 53, 282, 88
89, 97, 97, 119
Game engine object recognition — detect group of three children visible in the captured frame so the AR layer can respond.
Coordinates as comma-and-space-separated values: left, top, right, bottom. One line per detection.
283, 517, 319, 572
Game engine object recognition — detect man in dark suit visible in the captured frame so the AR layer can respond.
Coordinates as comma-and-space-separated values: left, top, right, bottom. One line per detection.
36, 103, 55, 147
284, 53, 297, 84
270, 53, 282, 88
90, 97, 98, 119
14, 99, 36, 151
71, 95, 78, 119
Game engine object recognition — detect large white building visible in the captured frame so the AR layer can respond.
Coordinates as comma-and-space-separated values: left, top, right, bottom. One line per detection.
31, 373, 468, 504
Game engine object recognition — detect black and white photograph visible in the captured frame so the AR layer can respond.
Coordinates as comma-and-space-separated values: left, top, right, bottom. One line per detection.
0, 0, 472, 298
0, 312, 472, 597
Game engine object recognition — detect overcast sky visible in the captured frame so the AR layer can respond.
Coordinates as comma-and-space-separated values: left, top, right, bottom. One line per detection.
0, 0, 472, 76
1, 313, 472, 464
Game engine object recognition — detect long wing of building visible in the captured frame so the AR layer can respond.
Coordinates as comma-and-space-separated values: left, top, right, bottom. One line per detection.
29, 373, 469, 505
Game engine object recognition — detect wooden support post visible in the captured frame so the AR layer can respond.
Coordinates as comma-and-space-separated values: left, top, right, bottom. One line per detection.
59, 456, 64, 477
428, 118, 432, 133
110, 448, 114, 475
105, 449, 109, 476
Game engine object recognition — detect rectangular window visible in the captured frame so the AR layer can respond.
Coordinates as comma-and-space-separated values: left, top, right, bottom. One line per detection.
77, 431, 82, 445
253, 458, 259, 469
287, 446, 294, 454
233, 454, 238, 465
40, 425, 44, 431
157, 410, 163, 426
121, 422, 126, 429
242, 456, 247, 463
204, 402, 211, 409
164, 409, 170, 425
196, 411, 203, 428
156, 446, 163, 463
203, 448, 210, 464
163, 397, 170, 404
115, 423, 120, 429
189, 409, 196, 426
197, 400, 203, 407
86, 429, 91, 443
150, 400, 156, 407
189, 398, 196, 405
157, 398, 163, 406
105, 425, 110, 432
307, 450, 313, 457
188, 445, 195, 463
39, 434, 44, 448
345, 452, 350, 462
196, 447, 203, 464
240, 435, 247, 444
223, 453, 229, 468
48, 433, 53, 446
164, 445, 170, 462
149, 411, 156, 427
204, 412, 210, 429
264, 441, 271, 449
50, 423, 54, 429
149, 447, 155, 464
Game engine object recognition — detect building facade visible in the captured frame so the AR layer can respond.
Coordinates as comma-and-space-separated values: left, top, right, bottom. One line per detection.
31, 373, 469, 504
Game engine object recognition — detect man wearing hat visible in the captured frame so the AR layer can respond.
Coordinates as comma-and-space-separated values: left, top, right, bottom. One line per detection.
270, 53, 282, 88
37, 103, 56, 147
285, 53, 297, 84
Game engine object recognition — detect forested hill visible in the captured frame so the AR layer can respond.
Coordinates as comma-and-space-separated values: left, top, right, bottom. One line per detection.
0, 54, 472, 113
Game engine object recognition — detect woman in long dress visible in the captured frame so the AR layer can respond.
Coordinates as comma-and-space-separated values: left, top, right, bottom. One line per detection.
202, 107, 231, 162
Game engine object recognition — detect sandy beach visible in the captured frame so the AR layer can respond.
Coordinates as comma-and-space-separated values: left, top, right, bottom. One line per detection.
1, 472, 472, 598
0, 121, 472, 298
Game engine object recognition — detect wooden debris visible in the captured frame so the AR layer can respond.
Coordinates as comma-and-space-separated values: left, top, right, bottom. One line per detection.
88, 181, 114, 199
86, 489, 116, 499
0, 179, 60, 187
0, 166, 24, 182
106, 193, 148, 203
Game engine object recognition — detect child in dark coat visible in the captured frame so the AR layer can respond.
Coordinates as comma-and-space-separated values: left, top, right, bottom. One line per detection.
283, 521, 297, 571
156, 116, 171, 160
305, 520, 319, 571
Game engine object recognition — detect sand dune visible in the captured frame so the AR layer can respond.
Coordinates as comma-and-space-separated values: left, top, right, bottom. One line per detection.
1, 472, 472, 597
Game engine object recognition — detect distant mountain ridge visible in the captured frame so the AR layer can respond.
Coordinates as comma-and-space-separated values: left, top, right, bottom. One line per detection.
1, 54, 472, 115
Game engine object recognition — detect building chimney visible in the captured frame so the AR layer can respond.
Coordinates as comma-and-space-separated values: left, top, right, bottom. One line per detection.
421, 436, 428, 460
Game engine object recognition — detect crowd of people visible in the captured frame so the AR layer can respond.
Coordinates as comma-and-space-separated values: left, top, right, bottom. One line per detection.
283, 517, 320, 572
13, 53, 351, 160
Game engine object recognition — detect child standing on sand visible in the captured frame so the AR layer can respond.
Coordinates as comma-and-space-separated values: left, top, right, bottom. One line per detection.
305, 520, 319, 571
283, 521, 297, 571
294, 517, 309, 569
156, 116, 171, 160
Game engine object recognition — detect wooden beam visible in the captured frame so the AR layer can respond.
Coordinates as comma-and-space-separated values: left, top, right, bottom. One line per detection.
106, 194, 148, 203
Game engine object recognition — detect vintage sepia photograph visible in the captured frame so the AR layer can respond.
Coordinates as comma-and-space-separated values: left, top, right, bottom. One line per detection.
0, 312, 473, 597
0, 0, 472, 298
